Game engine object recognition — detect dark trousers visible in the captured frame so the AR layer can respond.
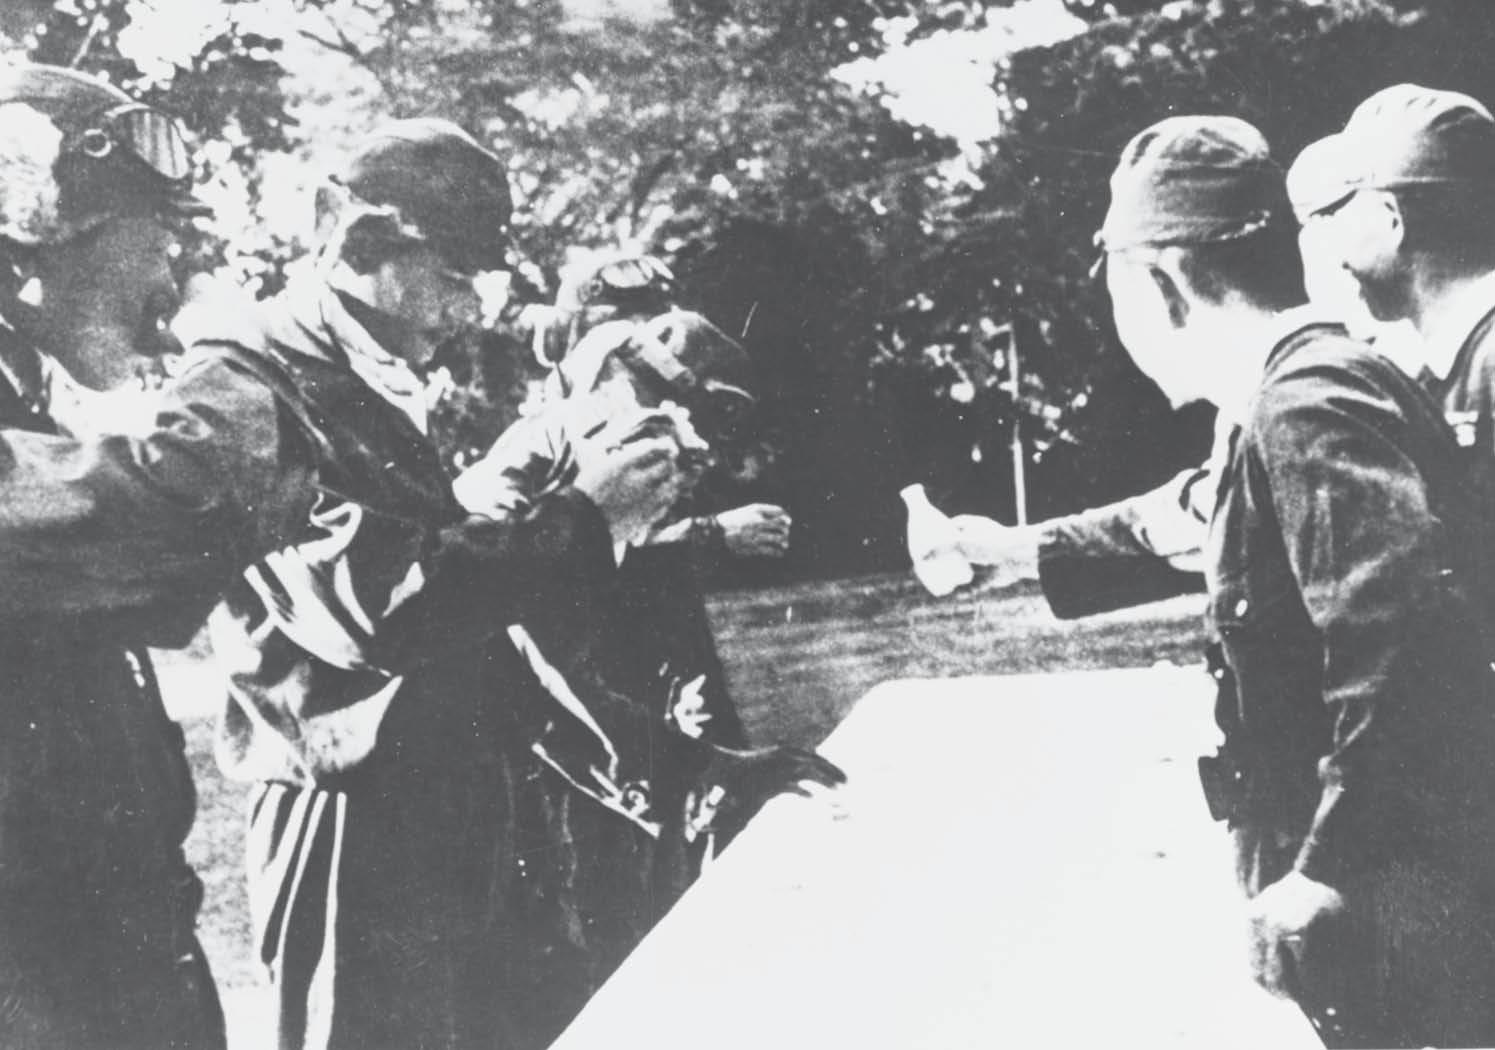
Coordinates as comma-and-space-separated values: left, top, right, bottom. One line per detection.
1304, 863, 1495, 1049
1236, 828, 1495, 1048
0, 877, 226, 1050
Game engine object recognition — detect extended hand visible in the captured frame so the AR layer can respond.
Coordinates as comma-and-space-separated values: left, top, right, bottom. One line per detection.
705, 743, 846, 822
1245, 870, 1347, 999
717, 503, 792, 558
950, 515, 1042, 587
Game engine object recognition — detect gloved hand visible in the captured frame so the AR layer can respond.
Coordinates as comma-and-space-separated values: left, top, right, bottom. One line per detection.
703, 742, 847, 825
573, 436, 684, 547
717, 503, 792, 558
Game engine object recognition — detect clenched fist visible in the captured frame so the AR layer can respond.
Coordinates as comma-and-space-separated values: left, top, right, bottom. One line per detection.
717, 503, 792, 559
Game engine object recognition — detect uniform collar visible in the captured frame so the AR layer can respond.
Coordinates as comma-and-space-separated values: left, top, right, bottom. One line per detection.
1366, 319, 1427, 379
1262, 304, 1344, 361
1212, 305, 1340, 429
286, 270, 430, 434
1421, 270, 1495, 383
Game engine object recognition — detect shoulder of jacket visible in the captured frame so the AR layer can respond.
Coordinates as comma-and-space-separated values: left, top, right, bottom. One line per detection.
1259, 322, 1409, 403
1263, 320, 1363, 375
1461, 310, 1495, 374
1247, 335, 1435, 468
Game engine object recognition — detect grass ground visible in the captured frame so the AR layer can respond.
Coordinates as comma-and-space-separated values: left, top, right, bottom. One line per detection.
167, 573, 1207, 1011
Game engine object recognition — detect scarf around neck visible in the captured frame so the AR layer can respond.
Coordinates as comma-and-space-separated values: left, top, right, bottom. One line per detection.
292, 265, 431, 434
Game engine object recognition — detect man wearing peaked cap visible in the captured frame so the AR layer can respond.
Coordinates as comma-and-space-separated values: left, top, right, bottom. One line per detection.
335, 117, 512, 275
193, 121, 705, 1050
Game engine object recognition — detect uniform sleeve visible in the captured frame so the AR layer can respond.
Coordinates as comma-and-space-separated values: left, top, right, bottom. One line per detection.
0, 355, 289, 637
1251, 353, 1467, 884
452, 412, 574, 517
375, 487, 618, 673
1035, 466, 1208, 618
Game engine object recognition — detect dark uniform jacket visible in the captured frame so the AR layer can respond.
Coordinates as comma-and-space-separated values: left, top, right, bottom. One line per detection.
1207, 314, 1495, 895
1423, 298, 1495, 647
454, 393, 745, 1049
0, 325, 214, 1049
203, 290, 618, 787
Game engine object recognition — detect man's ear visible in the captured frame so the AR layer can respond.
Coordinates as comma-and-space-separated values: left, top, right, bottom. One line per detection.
1368, 188, 1407, 255
1147, 248, 1192, 330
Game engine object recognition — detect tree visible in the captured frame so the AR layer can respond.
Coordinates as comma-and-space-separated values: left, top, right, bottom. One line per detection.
1, 0, 302, 288
267, 0, 971, 575
17, 1, 1491, 578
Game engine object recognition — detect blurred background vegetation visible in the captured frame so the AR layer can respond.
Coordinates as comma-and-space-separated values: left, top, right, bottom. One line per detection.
2, 0, 1491, 582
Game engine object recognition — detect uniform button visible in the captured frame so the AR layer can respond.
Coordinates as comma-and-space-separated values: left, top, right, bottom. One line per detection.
1234, 598, 1249, 617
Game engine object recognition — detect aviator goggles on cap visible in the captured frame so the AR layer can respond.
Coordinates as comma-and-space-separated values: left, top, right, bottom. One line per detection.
615, 317, 756, 441
568, 254, 675, 311
68, 103, 193, 183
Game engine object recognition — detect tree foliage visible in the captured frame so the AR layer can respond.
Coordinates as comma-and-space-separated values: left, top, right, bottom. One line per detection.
949, 0, 1495, 521
6, 0, 1495, 578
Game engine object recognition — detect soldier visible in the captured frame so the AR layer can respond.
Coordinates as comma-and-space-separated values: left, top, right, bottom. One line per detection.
455, 298, 836, 1048
0, 63, 223, 1050
1291, 85, 1495, 639
510, 250, 793, 569
189, 119, 701, 1050
1096, 114, 1495, 1047
942, 126, 1432, 629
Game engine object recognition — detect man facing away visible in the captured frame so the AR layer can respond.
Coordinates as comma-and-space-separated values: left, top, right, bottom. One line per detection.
1096, 115, 1495, 1047
0, 63, 224, 1050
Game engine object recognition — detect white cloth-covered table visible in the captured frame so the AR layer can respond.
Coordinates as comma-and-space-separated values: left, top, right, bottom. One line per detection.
551, 667, 1320, 1050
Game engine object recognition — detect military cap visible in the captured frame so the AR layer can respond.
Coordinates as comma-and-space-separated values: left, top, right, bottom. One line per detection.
1285, 135, 1359, 223
0, 62, 208, 244
1097, 115, 1288, 254
337, 118, 512, 273
561, 308, 755, 415
557, 252, 675, 315
1294, 84, 1495, 221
